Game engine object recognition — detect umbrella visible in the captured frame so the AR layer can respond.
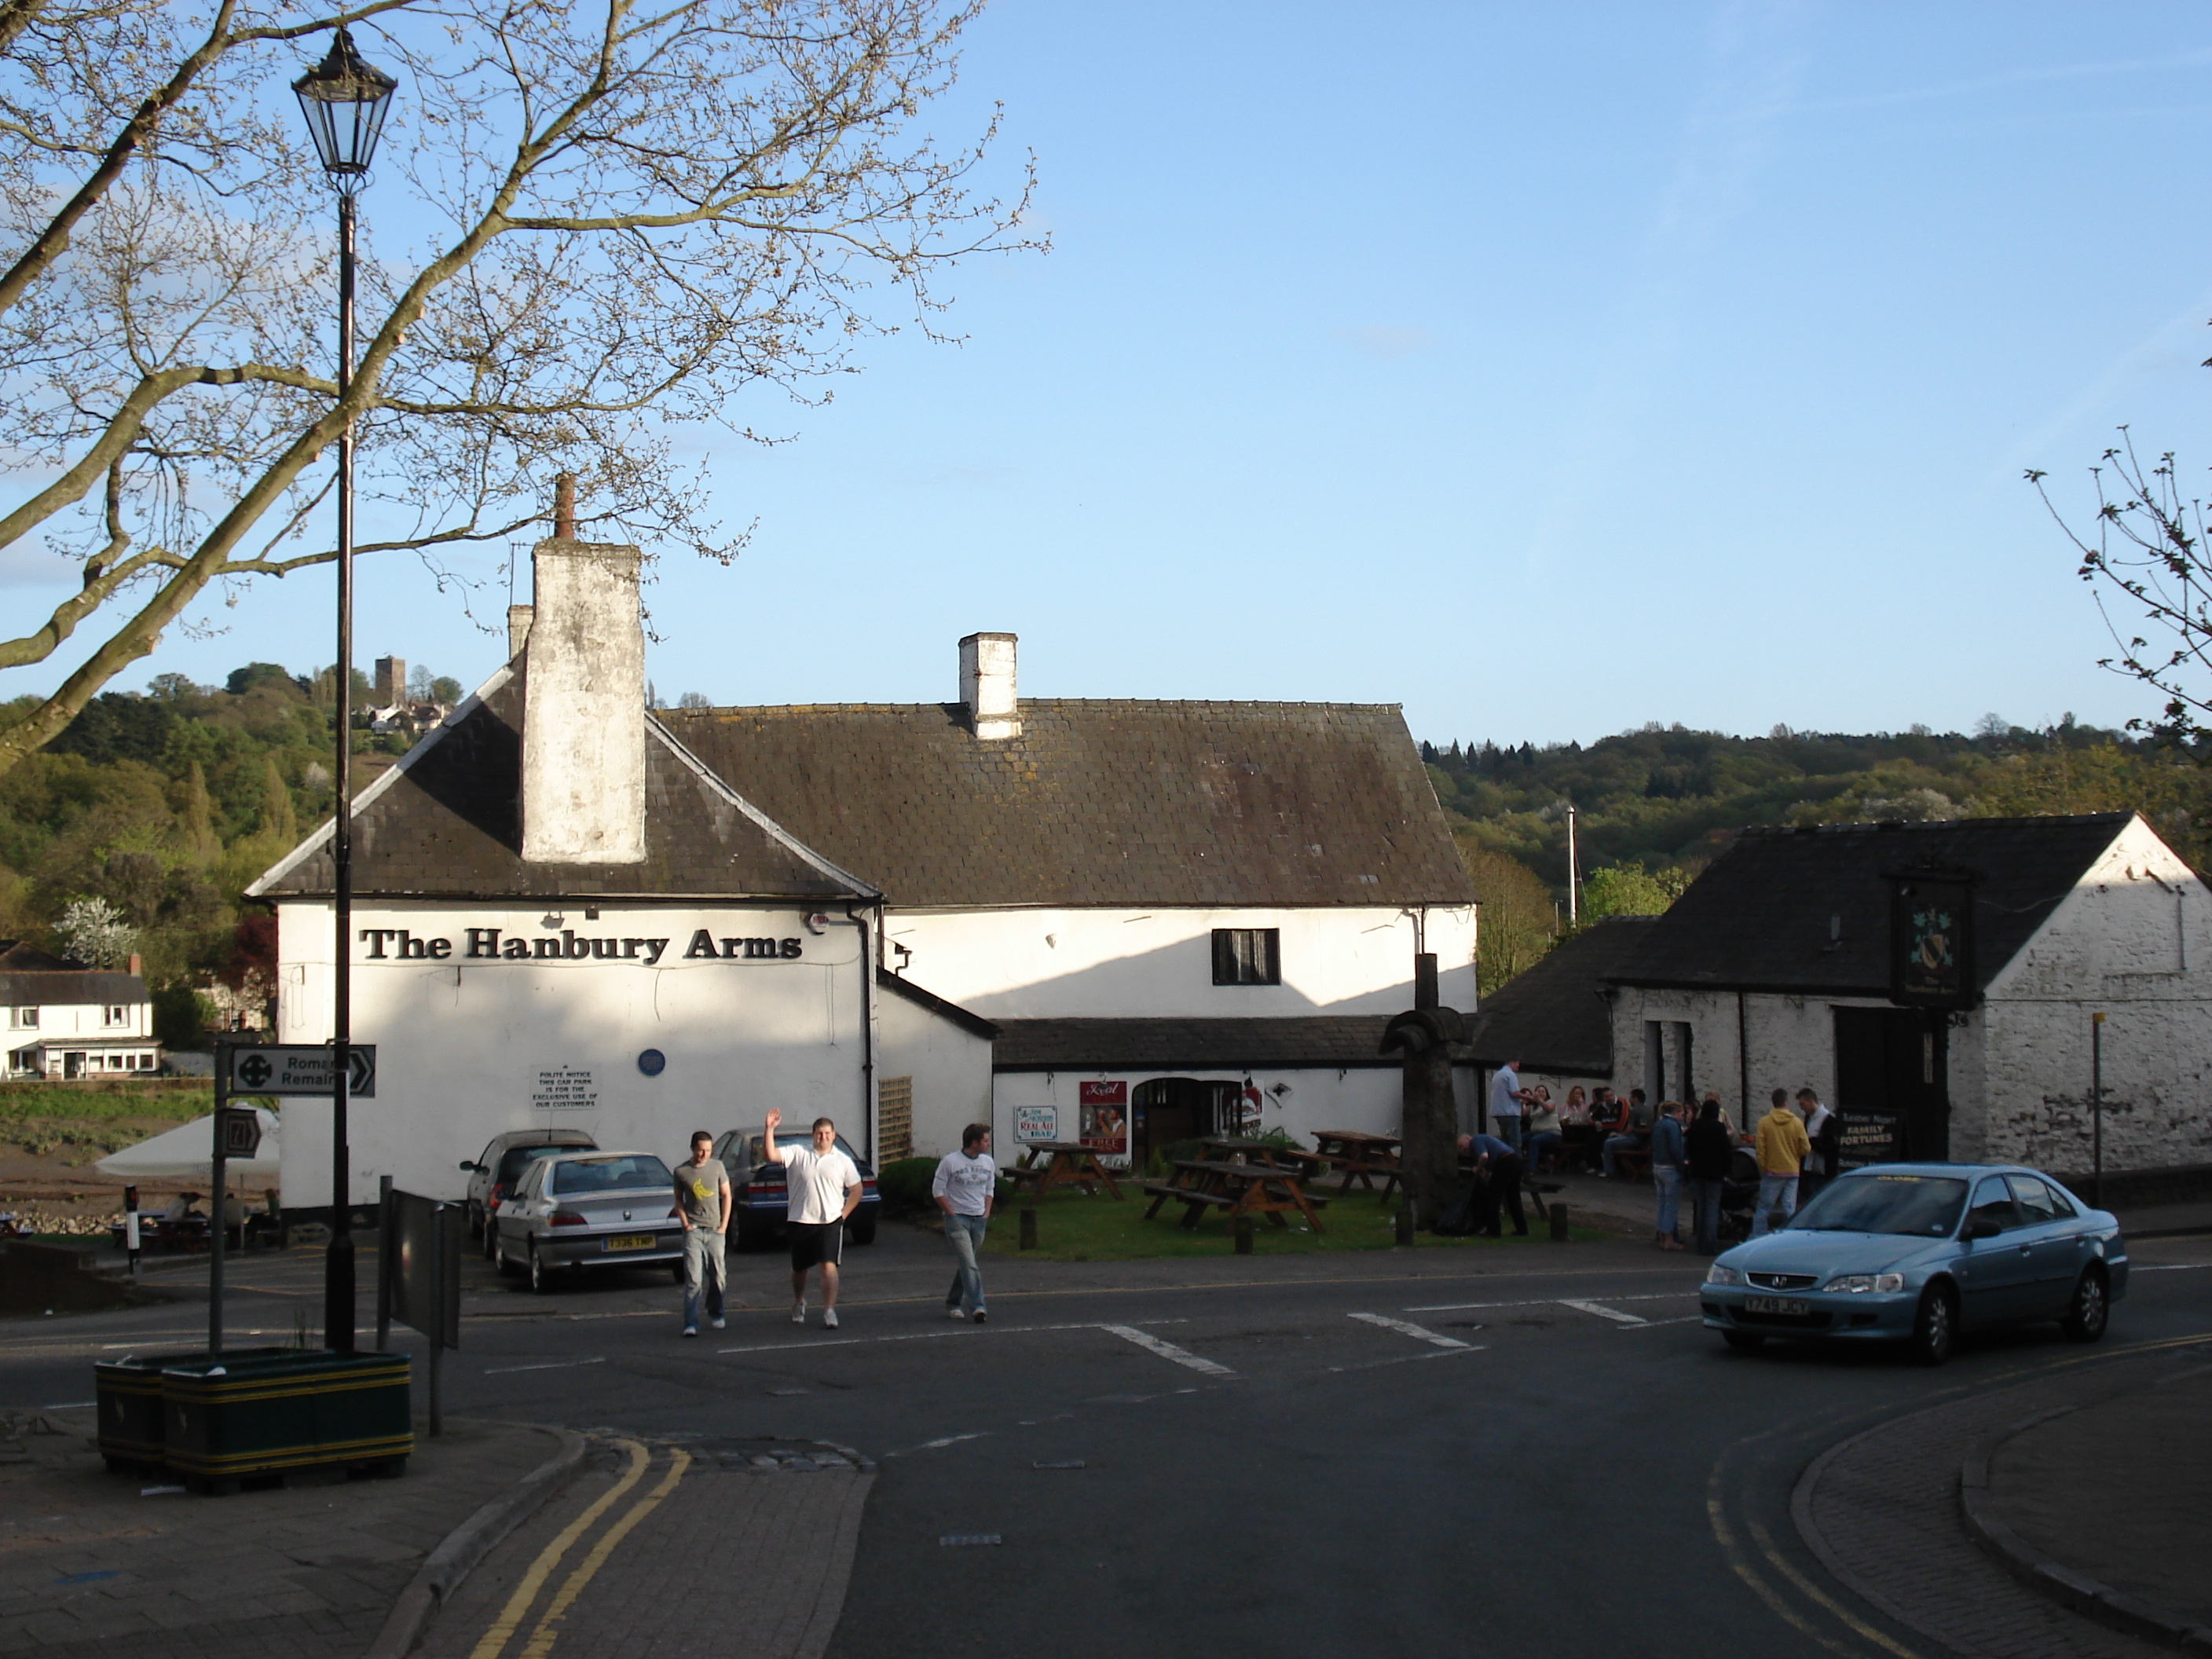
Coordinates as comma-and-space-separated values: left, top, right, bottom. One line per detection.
94, 1108, 282, 1185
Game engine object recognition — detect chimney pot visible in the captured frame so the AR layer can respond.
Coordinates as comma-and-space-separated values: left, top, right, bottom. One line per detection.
127, 953, 143, 979
958, 632, 1020, 740
554, 473, 577, 540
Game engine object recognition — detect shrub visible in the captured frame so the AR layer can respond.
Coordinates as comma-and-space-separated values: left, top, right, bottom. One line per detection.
875, 1156, 939, 1215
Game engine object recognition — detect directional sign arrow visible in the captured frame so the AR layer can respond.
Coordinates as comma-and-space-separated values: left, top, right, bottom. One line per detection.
236, 1053, 273, 1090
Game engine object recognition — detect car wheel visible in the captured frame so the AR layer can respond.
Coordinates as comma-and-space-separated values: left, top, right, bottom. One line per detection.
1910, 1283, 1956, 1367
671, 1261, 687, 1284
493, 1230, 518, 1277
483, 1218, 501, 1262
848, 1214, 877, 1247
1722, 1331, 1764, 1353
733, 1218, 767, 1253
2060, 1266, 2108, 1342
529, 1242, 555, 1295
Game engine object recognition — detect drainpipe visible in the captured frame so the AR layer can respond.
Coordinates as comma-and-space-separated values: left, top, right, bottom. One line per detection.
844, 903, 878, 1165
1736, 990, 1750, 1130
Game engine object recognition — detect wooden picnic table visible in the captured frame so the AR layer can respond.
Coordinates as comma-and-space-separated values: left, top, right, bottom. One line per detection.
1005, 1141, 1123, 1200
1137, 1159, 1328, 1233
1307, 1129, 1404, 1201
1196, 1136, 1322, 1173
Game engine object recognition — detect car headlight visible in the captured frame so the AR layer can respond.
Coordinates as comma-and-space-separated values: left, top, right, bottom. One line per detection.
1822, 1273, 1905, 1294
1705, 1263, 1745, 1287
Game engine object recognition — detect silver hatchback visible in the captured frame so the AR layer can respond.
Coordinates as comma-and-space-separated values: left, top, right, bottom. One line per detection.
491, 1149, 683, 1294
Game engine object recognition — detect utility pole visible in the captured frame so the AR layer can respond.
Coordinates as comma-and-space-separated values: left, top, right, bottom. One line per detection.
2090, 1011, 2104, 1209
1566, 805, 1580, 928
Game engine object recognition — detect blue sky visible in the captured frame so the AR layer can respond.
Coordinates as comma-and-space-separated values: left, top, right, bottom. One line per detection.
12, 0, 2212, 747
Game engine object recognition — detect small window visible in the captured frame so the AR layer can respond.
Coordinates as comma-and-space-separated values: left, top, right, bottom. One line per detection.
104, 1005, 127, 1027
15, 1006, 35, 1030
1211, 928, 1281, 986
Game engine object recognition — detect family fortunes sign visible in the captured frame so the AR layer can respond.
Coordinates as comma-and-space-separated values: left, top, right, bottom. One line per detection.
357, 926, 808, 965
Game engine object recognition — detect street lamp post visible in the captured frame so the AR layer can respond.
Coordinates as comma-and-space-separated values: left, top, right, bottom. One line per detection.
294, 27, 397, 1353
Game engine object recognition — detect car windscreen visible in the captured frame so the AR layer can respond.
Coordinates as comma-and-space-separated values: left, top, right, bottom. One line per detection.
551, 1154, 673, 1195
497, 1144, 573, 1185
1788, 1173, 1969, 1236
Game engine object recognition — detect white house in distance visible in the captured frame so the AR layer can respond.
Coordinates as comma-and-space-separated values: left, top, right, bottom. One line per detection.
1590, 812, 2212, 1175
1, 942, 159, 1078
247, 513, 1477, 1216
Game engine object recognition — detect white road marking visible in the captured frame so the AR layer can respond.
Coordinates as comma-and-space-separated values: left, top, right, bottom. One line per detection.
483, 1357, 606, 1375
1617, 1316, 1703, 1330
1327, 1346, 1485, 1373
1404, 1290, 1694, 1312
716, 1318, 1184, 1357
2134, 1263, 2211, 1272
1349, 1312, 1472, 1349
888, 1432, 991, 1458
1559, 1298, 1649, 1326
1098, 1324, 1236, 1377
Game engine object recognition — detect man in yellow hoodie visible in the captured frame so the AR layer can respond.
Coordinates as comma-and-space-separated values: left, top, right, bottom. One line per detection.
1752, 1088, 1811, 1238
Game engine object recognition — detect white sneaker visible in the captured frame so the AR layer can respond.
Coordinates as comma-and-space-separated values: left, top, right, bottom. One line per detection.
822, 1308, 840, 1329
681, 1325, 698, 1338
947, 1307, 966, 1320
710, 1316, 725, 1331
791, 1301, 807, 1324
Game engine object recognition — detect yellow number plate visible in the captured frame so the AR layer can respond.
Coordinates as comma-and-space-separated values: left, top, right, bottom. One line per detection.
602, 1234, 655, 1252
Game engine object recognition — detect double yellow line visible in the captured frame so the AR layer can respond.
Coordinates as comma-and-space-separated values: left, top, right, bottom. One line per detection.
469, 1438, 693, 1659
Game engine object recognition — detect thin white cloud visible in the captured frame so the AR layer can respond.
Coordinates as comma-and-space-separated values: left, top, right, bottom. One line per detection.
1331, 325, 1437, 358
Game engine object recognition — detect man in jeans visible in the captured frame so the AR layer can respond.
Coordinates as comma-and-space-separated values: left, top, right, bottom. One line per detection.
672, 1130, 731, 1337
933, 1123, 997, 1323
1650, 1100, 1687, 1251
1752, 1087, 1811, 1237
1487, 1059, 1530, 1155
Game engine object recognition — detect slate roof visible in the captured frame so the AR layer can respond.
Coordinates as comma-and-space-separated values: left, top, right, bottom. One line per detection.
1465, 917, 1659, 1076
1607, 813, 2135, 996
991, 1015, 1445, 1071
0, 942, 146, 1008
657, 701, 1475, 909
251, 672, 873, 902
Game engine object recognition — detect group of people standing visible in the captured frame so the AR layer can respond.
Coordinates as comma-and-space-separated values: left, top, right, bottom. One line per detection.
1484, 1060, 1843, 1254
665, 1111, 1003, 1339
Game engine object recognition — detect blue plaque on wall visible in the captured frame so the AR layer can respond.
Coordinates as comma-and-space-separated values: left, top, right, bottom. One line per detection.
637, 1049, 666, 1077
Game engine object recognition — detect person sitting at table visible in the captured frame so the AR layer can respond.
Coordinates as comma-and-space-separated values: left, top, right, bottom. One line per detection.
161, 1191, 204, 1221
1601, 1089, 1652, 1178
1454, 1133, 1529, 1236
1522, 1088, 1564, 1176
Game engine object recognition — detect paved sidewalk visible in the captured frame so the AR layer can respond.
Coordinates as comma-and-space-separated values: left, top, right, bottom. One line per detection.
419, 1436, 872, 1659
1796, 1342, 2212, 1659
0, 1410, 561, 1659
1976, 1360, 2212, 1641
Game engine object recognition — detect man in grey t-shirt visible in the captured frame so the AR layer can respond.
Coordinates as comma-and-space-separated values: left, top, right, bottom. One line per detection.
672, 1131, 731, 1337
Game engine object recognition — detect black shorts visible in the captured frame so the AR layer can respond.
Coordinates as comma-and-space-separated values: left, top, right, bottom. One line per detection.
788, 1219, 844, 1272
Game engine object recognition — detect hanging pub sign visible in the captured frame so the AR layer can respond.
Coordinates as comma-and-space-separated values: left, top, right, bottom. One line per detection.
1885, 865, 1977, 1010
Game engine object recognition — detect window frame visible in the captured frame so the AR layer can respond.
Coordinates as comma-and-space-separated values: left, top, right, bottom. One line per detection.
1210, 928, 1282, 987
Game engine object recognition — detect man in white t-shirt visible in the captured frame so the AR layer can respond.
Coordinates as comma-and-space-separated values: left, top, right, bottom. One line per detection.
763, 1107, 862, 1329
932, 1124, 997, 1324
1488, 1060, 1531, 1155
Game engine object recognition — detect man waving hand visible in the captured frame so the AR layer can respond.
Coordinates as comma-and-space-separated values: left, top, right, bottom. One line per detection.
764, 1107, 862, 1329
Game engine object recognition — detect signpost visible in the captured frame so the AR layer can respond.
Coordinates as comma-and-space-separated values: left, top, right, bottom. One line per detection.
211, 1042, 374, 1356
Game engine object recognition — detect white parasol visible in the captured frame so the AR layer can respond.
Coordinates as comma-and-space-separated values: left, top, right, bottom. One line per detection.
93, 1108, 282, 1185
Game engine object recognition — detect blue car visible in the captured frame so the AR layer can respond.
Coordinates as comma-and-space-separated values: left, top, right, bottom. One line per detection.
1701, 1163, 2127, 1366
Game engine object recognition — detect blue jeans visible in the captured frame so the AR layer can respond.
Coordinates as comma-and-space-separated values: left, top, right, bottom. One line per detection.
682, 1228, 725, 1328
1654, 1166, 1682, 1240
1524, 1131, 1562, 1173
1688, 1178, 1725, 1254
1602, 1133, 1641, 1177
943, 1213, 988, 1313
1752, 1174, 1798, 1237
1490, 1115, 1523, 1153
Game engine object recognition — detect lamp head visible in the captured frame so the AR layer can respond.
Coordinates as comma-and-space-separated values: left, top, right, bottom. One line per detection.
293, 26, 398, 184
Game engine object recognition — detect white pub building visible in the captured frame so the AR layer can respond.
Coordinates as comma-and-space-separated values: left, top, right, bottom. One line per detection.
249, 525, 1478, 1215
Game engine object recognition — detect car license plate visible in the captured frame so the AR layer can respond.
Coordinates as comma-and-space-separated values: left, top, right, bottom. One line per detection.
1745, 1295, 1811, 1316
602, 1234, 655, 1253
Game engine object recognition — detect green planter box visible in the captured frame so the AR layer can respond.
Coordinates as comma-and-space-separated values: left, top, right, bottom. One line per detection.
93, 1349, 209, 1474
160, 1350, 412, 1492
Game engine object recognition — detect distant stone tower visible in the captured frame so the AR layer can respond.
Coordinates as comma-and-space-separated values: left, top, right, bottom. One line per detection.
374, 656, 405, 706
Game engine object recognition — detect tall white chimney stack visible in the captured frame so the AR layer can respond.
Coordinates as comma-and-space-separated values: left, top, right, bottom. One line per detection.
521, 485, 645, 863
958, 632, 1020, 740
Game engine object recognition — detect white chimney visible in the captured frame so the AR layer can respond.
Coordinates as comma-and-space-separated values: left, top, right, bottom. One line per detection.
507, 604, 533, 659
958, 631, 1020, 740
522, 526, 645, 864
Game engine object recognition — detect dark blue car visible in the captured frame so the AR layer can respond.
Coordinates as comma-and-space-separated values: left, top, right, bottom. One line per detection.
1701, 1163, 2127, 1365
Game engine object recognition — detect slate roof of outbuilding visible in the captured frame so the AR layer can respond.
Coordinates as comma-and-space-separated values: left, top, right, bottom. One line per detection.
1465, 917, 1659, 1076
991, 1014, 1431, 1071
1606, 813, 2135, 996
657, 700, 1474, 909
251, 673, 873, 901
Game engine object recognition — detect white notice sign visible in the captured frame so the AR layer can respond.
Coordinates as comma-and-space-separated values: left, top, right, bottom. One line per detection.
533, 1068, 598, 1111
1013, 1105, 1057, 1144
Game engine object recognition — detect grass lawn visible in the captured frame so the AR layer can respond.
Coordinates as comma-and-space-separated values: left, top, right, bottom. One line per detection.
973, 1188, 1609, 1261
0, 1079, 214, 1163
